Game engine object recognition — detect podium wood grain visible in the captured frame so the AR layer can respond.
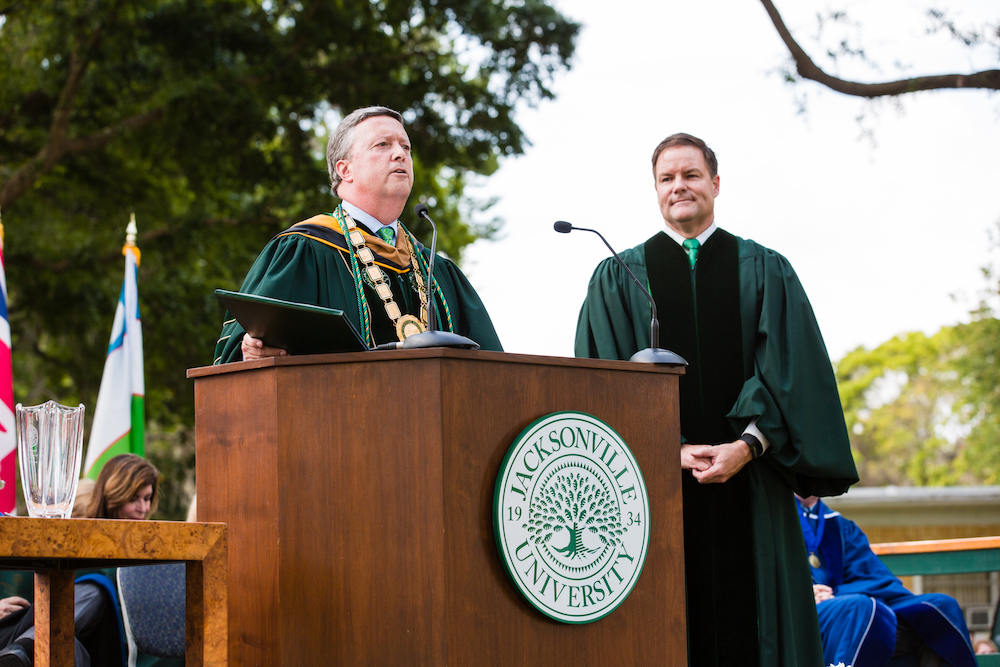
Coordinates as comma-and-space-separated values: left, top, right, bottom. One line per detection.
191, 349, 685, 665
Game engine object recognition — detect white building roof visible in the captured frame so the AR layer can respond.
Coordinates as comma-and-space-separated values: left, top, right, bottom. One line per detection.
823, 486, 1000, 526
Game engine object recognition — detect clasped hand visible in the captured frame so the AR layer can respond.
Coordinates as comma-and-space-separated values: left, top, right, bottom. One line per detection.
680, 440, 752, 484
813, 584, 834, 604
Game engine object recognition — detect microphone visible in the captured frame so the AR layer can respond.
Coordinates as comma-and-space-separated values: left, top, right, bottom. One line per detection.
555, 221, 686, 365
553, 220, 573, 234
397, 204, 479, 349
413, 204, 437, 333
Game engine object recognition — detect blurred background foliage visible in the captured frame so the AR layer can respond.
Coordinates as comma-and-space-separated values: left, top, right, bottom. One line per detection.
836, 222, 1000, 487
0, 0, 579, 518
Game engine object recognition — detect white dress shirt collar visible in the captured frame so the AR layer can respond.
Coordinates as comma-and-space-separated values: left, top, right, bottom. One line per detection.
663, 221, 717, 248
340, 200, 398, 237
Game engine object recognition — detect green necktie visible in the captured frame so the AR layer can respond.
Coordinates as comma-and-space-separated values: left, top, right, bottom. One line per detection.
682, 238, 700, 269
377, 226, 395, 245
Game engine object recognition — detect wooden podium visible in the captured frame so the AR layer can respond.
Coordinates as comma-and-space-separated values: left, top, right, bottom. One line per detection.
189, 349, 686, 665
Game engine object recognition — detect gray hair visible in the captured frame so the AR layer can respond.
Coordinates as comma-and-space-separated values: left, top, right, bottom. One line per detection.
326, 106, 405, 196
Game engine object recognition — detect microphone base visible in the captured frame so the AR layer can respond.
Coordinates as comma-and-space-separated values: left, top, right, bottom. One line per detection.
629, 347, 688, 365
400, 330, 481, 350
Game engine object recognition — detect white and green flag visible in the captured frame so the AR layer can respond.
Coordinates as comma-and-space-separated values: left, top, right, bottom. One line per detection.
84, 220, 144, 478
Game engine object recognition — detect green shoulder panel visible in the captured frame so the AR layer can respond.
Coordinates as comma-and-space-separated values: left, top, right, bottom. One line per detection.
574, 243, 650, 360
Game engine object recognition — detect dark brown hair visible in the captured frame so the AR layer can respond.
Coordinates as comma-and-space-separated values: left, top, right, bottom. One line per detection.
651, 133, 718, 178
86, 454, 160, 519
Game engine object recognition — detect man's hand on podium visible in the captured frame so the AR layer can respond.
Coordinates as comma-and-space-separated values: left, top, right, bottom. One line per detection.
242, 333, 287, 360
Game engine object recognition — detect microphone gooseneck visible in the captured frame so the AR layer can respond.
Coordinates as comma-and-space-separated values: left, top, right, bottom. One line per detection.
552, 221, 659, 347
414, 204, 438, 332
553, 221, 686, 366
397, 204, 479, 350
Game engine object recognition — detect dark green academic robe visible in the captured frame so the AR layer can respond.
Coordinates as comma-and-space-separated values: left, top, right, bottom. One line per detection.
215, 214, 502, 363
575, 229, 858, 667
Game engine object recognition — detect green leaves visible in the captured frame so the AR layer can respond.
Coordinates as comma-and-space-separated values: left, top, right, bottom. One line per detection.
836, 319, 999, 486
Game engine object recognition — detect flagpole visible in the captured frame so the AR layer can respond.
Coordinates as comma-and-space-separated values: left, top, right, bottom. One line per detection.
124, 212, 141, 266
84, 213, 146, 477
123, 213, 144, 453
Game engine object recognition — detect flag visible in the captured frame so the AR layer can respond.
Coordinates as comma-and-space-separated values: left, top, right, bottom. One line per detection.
84, 215, 145, 478
0, 217, 15, 513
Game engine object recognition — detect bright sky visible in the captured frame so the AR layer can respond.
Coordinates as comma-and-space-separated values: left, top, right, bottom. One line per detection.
460, 0, 1000, 362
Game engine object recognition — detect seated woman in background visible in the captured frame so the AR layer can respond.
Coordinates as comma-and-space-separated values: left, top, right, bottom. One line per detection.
87, 453, 159, 520
0, 454, 161, 667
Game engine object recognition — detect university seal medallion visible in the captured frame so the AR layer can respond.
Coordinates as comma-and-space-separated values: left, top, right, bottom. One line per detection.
493, 412, 650, 623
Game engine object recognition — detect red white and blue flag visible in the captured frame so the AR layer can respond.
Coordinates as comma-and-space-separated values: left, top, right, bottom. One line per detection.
0, 227, 15, 513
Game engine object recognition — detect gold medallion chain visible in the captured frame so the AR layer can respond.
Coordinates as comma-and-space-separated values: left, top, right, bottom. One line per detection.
341, 213, 427, 341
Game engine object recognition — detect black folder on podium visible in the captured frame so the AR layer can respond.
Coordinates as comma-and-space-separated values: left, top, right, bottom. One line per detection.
215, 289, 368, 355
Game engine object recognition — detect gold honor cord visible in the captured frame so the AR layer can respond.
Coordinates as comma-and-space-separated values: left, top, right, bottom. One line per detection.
339, 209, 427, 342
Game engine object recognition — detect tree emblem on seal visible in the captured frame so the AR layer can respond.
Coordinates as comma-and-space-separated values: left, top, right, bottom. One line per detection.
524, 470, 623, 559
493, 411, 650, 624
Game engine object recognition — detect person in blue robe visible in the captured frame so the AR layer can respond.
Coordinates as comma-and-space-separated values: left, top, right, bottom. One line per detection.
795, 495, 977, 667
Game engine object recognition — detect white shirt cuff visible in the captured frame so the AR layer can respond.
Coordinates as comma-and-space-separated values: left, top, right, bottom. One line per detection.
742, 419, 771, 453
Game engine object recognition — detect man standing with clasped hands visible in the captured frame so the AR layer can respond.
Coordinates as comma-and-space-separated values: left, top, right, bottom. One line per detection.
214, 106, 502, 363
574, 133, 858, 666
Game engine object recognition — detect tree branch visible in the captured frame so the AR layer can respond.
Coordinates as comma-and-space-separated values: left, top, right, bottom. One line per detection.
0, 19, 99, 210
0, 2, 25, 16
64, 108, 165, 154
0, 0, 156, 210
0, 108, 164, 209
760, 0, 1000, 97
48, 36, 98, 148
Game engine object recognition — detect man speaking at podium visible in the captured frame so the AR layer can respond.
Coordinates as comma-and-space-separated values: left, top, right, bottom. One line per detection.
214, 106, 502, 364
574, 133, 858, 666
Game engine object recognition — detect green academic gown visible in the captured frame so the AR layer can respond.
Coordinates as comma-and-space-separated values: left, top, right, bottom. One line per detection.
215, 214, 502, 363
575, 229, 858, 667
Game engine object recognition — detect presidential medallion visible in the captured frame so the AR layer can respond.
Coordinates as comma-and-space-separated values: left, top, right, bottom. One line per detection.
395, 314, 425, 340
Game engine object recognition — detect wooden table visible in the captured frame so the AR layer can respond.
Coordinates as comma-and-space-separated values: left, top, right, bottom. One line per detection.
0, 517, 227, 667
872, 536, 1000, 576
